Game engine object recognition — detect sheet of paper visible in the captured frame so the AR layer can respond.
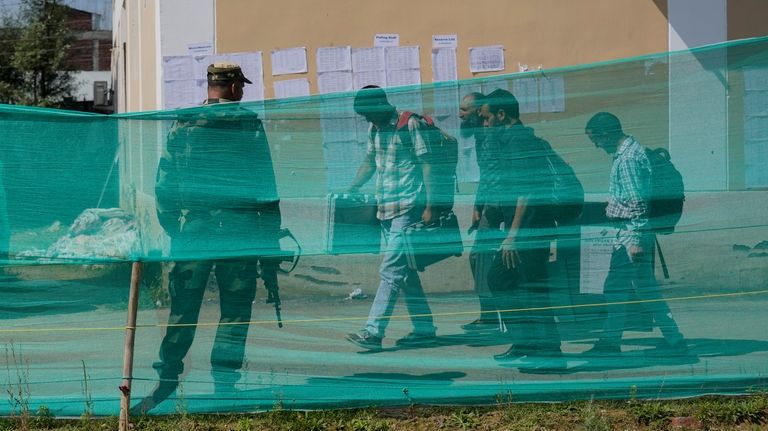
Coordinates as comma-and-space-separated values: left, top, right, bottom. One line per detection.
539, 75, 566, 112
579, 226, 618, 294
469, 45, 505, 73
432, 48, 457, 82
513, 77, 539, 114
432, 34, 458, 48
317, 46, 352, 73
385, 46, 420, 71
352, 47, 386, 72
374, 33, 399, 47
273, 78, 310, 99
162, 56, 194, 81
432, 84, 459, 118
481, 77, 509, 93
163, 80, 197, 109
318, 71, 354, 94
229, 52, 265, 101
387, 69, 421, 87
271, 47, 308, 76
187, 42, 214, 56
353, 70, 387, 89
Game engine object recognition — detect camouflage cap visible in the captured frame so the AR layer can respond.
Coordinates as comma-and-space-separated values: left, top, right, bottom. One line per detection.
207, 62, 252, 84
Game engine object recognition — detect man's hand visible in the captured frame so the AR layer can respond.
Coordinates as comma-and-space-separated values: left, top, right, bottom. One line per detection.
422, 206, 435, 224
500, 236, 520, 270
628, 245, 644, 262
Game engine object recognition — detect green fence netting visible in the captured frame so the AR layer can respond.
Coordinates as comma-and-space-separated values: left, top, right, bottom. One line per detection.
1, 36, 767, 417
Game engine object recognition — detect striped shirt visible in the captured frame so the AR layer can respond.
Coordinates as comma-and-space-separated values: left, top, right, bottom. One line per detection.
606, 135, 652, 249
366, 112, 430, 220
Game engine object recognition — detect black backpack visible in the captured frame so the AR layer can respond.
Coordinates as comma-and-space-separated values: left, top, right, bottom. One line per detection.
538, 138, 585, 226
646, 148, 685, 234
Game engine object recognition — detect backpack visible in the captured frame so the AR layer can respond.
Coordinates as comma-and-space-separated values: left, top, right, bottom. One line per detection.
396, 111, 459, 212
537, 138, 584, 226
646, 148, 685, 234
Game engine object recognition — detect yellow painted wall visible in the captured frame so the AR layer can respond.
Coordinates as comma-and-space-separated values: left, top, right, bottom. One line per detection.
215, 0, 670, 99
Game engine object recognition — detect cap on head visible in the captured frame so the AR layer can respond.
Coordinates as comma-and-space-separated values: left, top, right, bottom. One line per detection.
207, 62, 252, 84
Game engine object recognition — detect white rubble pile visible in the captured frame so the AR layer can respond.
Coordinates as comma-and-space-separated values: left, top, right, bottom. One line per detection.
17, 208, 140, 261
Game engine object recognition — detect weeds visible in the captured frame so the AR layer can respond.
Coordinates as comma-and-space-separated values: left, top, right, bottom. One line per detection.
4, 342, 31, 431
582, 398, 612, 431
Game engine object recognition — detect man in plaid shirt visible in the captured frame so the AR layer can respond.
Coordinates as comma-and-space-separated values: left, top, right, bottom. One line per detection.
585, 112, 686, 355
346, 85, 438, 350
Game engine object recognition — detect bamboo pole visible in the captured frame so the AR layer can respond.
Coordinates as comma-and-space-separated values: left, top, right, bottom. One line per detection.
119, 262, 142, 431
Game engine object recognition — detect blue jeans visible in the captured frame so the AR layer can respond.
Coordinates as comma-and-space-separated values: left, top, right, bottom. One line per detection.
364, 208, 436, 338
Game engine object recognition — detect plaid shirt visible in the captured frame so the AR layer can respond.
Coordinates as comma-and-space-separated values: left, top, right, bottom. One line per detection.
366, 112, 430, 220
606, 135, 652, 249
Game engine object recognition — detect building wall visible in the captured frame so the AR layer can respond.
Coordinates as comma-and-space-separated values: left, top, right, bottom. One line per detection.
216, 0, 670, 100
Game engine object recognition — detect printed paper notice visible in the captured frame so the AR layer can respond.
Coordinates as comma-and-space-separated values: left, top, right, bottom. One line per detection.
352, 47, 386, 72
163, 80, 197, 110
273, 78, 310, 99
579, 226, 618, 294
228, 52, 265, 101
385, 46, 420, 71
271, 47, 308, 76
317, 46, 352, 73
432, 48, 457, 82
162, 56, 194, 81
187, 42, 214, 56
353, 70, 387, 89
318, 71, 353, 94
432, 34, 458, 48
513, 78, 539, 114
539, 75, 566, 112
469, 45, 505, 73
374, 33, 399, 47
387, 69, 421, 87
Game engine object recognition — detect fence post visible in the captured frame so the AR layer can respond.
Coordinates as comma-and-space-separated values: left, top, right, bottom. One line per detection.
119, 261, 142, 431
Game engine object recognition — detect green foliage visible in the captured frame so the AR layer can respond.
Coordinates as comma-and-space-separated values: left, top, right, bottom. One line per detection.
447, 408, 480, 430
696, 395, 768, 426
34, 405, 56, 429
631, 401, 673, 426
1, 0, 74, 106
582, 399, 612, 431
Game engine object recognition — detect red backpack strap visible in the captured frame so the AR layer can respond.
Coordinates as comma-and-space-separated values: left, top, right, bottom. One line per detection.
396, 111, 434, 130
396, 111, 416, 130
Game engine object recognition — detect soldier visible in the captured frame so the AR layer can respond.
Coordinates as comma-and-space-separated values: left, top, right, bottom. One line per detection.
132, 62, 281, 413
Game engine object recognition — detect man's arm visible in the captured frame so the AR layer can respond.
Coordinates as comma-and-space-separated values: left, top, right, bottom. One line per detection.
418, 157, 436, 223
616, 157, 651, 258
349, 150, 376, 192
500, 196, 529, 269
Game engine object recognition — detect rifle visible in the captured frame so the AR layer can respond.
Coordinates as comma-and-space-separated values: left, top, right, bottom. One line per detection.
263, 228, 301, 328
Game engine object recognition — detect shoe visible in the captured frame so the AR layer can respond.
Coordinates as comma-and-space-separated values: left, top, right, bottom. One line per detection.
346, 330, 382, 351
461, 318, 498, 331
129, 378, 178, 415
493, 345, 531, 362
583, 341, 621, 356
395, 332, 437, 347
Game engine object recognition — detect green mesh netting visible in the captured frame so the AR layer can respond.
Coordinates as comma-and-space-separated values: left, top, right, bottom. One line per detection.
1, 36, 767, 417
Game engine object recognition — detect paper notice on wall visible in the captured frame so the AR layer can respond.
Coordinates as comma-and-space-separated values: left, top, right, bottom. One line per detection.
481, 77, 509, 93
271, 47, 308, 75
374, 33, 399, 47
469, 45, 505, 73
317, 46, 352, 73
385, 46, 420, 71
187, 42, 214, 56
318, 71, 354, 94
579, 225, 618, 294
387, 69, 421, 87
539, 75, 566, 112
432, 34, 458, 48
432, 48, 457, 82
353, 70, 387, 89
163, 79, 197, 109
162, 56, 195, 81
513, 78, 539, 114
352, 47, 386, 72
228, 52, 265, 101
273, 78, 310, 99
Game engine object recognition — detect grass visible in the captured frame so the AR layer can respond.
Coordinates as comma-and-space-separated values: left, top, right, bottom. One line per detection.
0, 395, 766, 430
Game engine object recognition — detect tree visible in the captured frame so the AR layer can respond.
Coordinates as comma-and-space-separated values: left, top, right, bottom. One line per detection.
0, 16, 23, 103
7, 0, 74, 106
